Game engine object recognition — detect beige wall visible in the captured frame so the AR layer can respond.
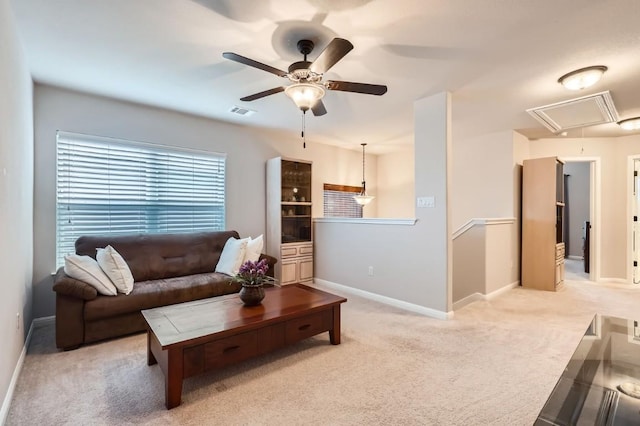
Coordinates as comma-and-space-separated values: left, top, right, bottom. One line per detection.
0, 0, 34, 417
452, 225, 485, 302
529, 135, 640, 281
375, 145, 415, 218
485, 222, 516, 294
32, 84, 378, 318
452, 129, 514, 230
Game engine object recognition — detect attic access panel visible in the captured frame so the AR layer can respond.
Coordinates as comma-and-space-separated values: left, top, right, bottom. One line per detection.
527, 91, 619, 134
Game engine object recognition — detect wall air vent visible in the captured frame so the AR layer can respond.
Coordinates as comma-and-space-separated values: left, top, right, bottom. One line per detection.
229, 106, 256, 117
526, 91, 619, 134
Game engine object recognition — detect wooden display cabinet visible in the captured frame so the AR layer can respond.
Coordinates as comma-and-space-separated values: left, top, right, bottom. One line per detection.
522, 156, 565, 291
266, 157, 313, 284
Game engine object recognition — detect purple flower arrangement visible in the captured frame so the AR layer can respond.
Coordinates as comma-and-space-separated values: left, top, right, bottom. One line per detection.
233, 258, 274, 286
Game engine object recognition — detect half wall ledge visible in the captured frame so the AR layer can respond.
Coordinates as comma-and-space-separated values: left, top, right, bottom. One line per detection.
313, 218, 418, 225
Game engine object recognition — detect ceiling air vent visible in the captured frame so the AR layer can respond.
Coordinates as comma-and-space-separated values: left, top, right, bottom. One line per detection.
526, 91, 619, 134
229, 106, 256, 117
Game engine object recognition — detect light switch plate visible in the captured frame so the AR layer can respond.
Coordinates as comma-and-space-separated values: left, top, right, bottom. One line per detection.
417, 196, 435, 208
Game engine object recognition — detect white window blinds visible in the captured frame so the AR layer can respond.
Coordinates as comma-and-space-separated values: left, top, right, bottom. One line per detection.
323, 184, 363, 218
56, 131, 226, 266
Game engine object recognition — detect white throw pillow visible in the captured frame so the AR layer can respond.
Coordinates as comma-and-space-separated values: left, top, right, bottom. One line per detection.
96, 245, 134, 295
215, 237, 248, 276
64, 254, 118, 296
244, 234, 264, 263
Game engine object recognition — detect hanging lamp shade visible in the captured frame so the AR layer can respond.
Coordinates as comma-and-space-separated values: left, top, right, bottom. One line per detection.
284, 82, 325, 111
353, 143, 374, 206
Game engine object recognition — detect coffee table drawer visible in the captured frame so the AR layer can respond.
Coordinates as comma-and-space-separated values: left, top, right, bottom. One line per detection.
205, 331, 258, 370
285, 310, 332, 344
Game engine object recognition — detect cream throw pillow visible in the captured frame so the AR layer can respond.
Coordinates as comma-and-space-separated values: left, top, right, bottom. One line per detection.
215, 237, 248, 276
96, 245, 134, 295
244, 234, 264, 263
64, 254, 117, 296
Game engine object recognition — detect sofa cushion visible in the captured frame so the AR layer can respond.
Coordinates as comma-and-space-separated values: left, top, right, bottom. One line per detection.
83, 272, 241, 321
96, 245, 134, 295
75, 231, 239, 282
215, 237, 248, 276
244, 234, 264, 263
64, 254, 117, 296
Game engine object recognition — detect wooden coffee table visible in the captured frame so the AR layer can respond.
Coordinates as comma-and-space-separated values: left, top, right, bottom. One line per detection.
141, 284, 347, 409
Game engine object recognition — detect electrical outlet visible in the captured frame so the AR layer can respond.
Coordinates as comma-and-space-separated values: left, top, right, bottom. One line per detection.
368, 266, 374, 276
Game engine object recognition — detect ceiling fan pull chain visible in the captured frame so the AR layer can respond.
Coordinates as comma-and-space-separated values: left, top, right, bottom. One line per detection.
301, 111, 306, 148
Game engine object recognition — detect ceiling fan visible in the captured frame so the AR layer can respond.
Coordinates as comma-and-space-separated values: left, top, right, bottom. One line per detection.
222, 38, 387, 116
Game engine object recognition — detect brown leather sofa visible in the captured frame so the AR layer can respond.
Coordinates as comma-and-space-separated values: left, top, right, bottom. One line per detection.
53, 230, 276, 350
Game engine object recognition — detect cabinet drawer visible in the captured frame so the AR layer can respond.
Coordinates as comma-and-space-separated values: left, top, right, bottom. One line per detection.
299, 245, 313, 255
285, 310, 331, 344
204, 331, 258, 371
281, 246, 298, 257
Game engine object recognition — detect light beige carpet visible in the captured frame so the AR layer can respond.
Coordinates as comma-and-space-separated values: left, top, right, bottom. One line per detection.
6, 280, 640, 425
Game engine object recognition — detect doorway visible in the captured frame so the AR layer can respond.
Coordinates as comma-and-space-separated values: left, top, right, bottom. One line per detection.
632, 159, 640, 283
560, 157, 599, 282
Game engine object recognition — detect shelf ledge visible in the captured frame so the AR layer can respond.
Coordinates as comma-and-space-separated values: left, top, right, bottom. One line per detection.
313, 218, 418, 226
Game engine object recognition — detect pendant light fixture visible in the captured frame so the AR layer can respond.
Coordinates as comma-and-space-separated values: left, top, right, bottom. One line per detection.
354, 143, 374, 206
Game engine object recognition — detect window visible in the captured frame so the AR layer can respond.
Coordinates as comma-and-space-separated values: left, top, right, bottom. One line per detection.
56, 131, 225, 266
323, 184, 363, 218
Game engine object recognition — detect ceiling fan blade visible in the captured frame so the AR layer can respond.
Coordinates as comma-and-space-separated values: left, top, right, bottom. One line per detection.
311, 100, 327, 116
240, 87, 285, 102
309, 38, 354, 74
326, 80, 388, 96
222, 52, 288, 77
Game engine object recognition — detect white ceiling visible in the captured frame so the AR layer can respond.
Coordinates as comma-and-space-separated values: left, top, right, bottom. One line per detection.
10, 0, 640, 153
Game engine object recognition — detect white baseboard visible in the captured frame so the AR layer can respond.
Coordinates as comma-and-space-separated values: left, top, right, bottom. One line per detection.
486, 280, 520, 301
452, 293, 484, 310
598, 277, 634, 285
452, 281, 520, 311
0, 316, 40, 425
312, 279, 453, 319
599, 277, 629, 284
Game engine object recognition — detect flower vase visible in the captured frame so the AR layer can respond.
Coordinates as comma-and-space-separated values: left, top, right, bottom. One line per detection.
239, 284, 265, 306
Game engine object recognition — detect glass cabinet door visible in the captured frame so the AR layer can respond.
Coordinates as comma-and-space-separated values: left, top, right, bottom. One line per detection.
281, 160, 312, 243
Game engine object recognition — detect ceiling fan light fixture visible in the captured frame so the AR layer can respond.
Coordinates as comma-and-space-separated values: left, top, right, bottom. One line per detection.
618, 117, 640, 131
284, 82, 325, 111
558, 65, 607, 90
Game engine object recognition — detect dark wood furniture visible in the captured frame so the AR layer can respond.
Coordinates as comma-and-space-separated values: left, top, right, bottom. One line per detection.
142, 284, 347, 409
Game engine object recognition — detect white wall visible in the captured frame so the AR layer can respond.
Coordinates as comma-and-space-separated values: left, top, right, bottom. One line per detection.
0, 0, 34, 416
315, 92, 452, 315
375, 145, 415, 218
32, 84, 376, 318
529, 135, 640, 281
